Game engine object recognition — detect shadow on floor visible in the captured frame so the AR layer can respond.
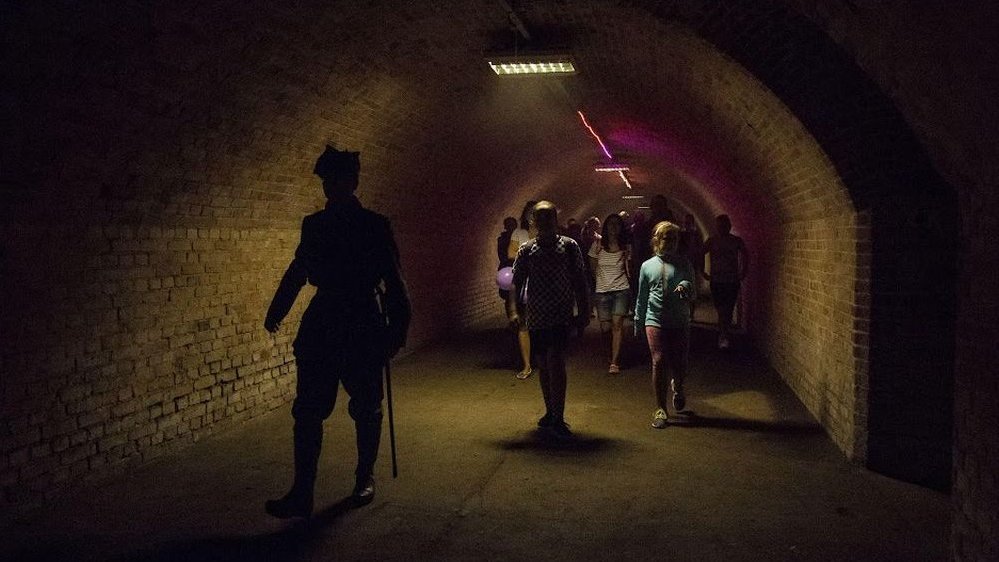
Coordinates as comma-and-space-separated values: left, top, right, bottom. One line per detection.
490, 429, 624, 456
670, 411, 826, 435
112, 498, 357, 562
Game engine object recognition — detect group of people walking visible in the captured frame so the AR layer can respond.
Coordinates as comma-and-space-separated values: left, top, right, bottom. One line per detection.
261, 146, 747, 518
498, 199, 748, 434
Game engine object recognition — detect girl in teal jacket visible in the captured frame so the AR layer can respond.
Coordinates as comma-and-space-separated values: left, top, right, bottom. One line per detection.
634, 221, 695, 429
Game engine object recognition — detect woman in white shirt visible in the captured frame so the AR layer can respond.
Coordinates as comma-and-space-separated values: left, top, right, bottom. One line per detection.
507, 201, 537, 379
588, 213, 631, 374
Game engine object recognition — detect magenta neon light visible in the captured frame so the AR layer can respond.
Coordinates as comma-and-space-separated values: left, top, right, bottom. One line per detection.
577, 111, 614, 160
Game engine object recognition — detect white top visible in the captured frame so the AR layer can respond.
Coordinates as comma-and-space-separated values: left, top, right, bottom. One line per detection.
508, 228, 531, 260
588, 241, 630, 293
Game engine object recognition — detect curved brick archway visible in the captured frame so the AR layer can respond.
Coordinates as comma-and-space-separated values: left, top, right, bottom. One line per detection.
625, 0, 960, 489
2, 0, 990, 556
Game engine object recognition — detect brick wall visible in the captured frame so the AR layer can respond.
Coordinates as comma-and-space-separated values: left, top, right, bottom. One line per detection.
0, 0, 506, 504
778, 2, 999, 557
631, 0, 961, 487
571, 4, 864, 458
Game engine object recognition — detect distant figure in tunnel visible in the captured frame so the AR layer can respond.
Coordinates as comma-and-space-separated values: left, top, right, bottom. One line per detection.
702, 214, 748, 349
580, 215, 602, 310
263, 145, 411, 518
635, 221, 695, 429
631, 195, 675, 279
508, 201, 590, 438
508, 201, 537, 380
678, 213, 704, 320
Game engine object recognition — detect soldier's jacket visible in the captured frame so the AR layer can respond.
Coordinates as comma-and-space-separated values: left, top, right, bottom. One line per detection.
266, 195, 411, 358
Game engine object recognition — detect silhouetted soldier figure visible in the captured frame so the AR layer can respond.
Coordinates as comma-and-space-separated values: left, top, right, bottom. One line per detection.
264, 146, 411, 518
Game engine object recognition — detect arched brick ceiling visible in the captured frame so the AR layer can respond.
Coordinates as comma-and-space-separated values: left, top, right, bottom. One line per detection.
2, 0, 866, 344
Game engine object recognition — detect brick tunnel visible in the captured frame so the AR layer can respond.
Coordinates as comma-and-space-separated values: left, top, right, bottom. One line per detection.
1, 1, 996, 560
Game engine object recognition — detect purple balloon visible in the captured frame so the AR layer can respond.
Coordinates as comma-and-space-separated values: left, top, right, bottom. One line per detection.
496, 267, 514, 291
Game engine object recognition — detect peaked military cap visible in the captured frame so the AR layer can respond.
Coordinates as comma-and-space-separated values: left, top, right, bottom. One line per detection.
313, 145, 360, 180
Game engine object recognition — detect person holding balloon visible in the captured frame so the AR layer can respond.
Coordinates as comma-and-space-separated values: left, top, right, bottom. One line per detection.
506, 201, 537, 380
496, 217, 518, 301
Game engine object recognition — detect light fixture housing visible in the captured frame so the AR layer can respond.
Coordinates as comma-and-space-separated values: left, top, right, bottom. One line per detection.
487, 54, 576, 75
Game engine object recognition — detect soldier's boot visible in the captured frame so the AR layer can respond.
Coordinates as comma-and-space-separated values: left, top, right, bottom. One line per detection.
352, 418, 382, 506
266, 419, 321, 518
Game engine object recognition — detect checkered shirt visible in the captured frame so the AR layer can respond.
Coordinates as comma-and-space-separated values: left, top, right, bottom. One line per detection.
511, 234, 587, 329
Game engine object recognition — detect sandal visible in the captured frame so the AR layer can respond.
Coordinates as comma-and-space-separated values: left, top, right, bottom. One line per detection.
516, 368, 533, 380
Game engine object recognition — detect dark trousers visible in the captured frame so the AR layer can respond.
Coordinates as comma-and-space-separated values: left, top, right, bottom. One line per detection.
290, 346, 384, 495
710, 281, 740, 332
530, 325, 571, 420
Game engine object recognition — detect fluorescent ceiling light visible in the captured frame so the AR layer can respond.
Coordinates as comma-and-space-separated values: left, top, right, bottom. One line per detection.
595, 165, 630, 172
622, 195, 645, 199
487, 55, 576, 75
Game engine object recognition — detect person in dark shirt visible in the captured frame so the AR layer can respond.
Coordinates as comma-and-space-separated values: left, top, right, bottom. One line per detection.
702, 214, 748, 349
263, 145, 411, 518
508, 201, 590, 438
632, 194, 675, 271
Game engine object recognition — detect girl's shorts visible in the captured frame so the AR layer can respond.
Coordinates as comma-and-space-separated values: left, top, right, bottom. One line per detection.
595, 289, 630, 322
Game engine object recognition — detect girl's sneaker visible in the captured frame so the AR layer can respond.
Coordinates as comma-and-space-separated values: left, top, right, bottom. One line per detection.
608, 363, 620, 374
651, 408, 669, 429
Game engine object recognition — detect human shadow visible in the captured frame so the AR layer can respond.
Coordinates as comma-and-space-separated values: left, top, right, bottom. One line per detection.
490, 429, 624, 457
114, 497, 357, 562
669, 411, 824, 435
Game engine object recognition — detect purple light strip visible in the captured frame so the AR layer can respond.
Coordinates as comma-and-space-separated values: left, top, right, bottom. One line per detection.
577, 111, 614, 160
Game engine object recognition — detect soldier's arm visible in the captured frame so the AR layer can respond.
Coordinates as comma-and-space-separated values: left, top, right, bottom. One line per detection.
264, 219, 311, 332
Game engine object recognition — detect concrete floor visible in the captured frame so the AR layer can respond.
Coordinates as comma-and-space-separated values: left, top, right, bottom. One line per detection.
2, 324, 950, 561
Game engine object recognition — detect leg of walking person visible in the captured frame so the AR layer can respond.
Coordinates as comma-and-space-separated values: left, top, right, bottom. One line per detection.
517, 326, 532, 379
646, 326, 669, 429
546, 326, 571, 437
531, 329, 553, 423
711, 281, 738, 348
610, 315, 623, 372
596, 292, 619, 373
266, 354, 338, 518
341, 348, 384, 506
609, 290, 628, 372
667, 326, 690, 413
